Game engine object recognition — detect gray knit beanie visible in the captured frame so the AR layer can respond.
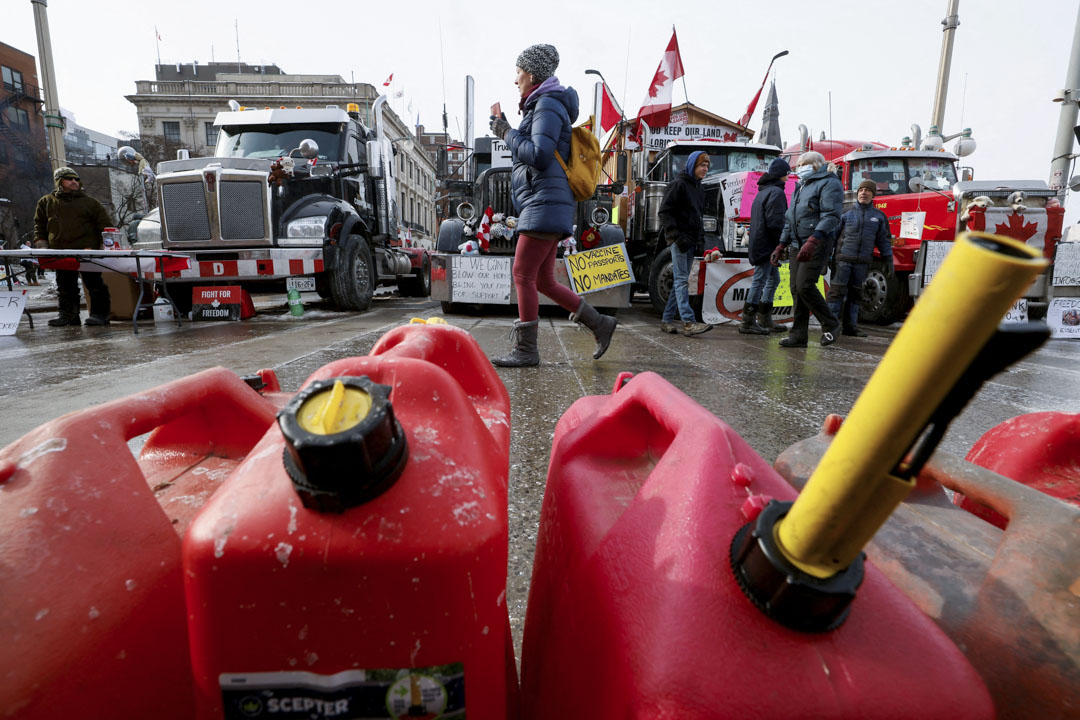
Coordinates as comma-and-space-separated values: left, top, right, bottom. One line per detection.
516, 44, 559, 83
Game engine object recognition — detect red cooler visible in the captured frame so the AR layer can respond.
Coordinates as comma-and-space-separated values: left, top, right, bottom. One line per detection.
520, 372, 994, 719
183, 322, 515, 719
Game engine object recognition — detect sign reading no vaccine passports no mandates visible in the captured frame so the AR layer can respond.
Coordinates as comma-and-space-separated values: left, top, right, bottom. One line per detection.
564, 243, 635, 295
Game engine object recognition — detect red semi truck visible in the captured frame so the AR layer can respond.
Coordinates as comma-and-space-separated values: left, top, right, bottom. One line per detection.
790, 138, 1064, 323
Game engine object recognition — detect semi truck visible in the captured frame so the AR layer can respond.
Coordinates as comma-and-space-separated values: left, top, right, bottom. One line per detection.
148, 97, 429, 313
800, 134, 1064, 323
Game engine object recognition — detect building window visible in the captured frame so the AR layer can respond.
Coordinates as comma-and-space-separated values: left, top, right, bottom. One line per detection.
3, 106, 29, 130
1, 66, 23, 93
205, 122, 219, 148
163, 121, 181, 143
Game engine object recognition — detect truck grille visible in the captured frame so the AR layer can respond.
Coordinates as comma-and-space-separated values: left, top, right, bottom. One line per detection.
484, 170, 515, 254
219, 181, 266, 240
161, 182, 212, 242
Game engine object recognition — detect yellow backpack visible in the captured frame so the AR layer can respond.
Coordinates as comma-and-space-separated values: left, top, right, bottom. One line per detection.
554, 115, 603, 202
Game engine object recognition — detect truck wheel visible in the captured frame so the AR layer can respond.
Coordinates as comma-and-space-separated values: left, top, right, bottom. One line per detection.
859, 264, 909, 325
329, 235, 375, 311
398, 256, 431, 297
647, 249, 674, 315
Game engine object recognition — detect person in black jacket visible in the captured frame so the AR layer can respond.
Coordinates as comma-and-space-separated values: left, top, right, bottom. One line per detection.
743, 157, 790, 334
827, 179, 894, 336
658, 150, 713, 336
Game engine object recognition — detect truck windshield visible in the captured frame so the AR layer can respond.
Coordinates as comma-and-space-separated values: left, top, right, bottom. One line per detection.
669, 149, 777, 178
850, 156, 957, 195
215, 123, 345, 161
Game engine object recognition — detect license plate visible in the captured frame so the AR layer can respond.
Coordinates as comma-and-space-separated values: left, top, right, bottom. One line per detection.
286, 276, 316, 292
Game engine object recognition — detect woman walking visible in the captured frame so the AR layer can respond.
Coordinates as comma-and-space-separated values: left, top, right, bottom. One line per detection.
488, 43, 616, 367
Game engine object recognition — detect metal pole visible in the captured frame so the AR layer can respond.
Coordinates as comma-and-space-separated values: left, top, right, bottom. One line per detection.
464, 76, 474, 184
1049, 2, 1080, 194
30, 0, 66, 170
929, 0, 960, 132
593, 81, 604, 141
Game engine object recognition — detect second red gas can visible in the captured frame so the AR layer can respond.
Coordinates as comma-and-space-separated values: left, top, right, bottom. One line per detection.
183, 322, 515, 719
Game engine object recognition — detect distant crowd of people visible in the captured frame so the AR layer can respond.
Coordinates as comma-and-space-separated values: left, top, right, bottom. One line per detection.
660, 149, 895, 344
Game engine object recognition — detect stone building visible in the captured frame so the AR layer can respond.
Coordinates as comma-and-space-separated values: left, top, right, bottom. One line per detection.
126, 62, 436, 241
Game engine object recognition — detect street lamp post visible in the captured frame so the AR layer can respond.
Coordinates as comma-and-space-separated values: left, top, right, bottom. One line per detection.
30, 0, 66, 170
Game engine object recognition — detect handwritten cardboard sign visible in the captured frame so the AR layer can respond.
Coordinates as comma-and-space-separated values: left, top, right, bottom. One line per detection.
451, 255, 513, 303
1052, 242, 1080, 286
0, 290, 28, 336
1048, 297, 1080, 339
564, 243, 634, 295
900, 211, 927, 240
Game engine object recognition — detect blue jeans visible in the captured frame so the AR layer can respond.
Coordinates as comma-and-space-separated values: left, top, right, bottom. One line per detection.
826, 261, 869, 328
662, 244, 696, 322
747, 262, 780, 305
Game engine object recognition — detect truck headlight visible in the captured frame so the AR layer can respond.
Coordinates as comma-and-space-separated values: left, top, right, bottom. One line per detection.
285, 216, 327, 240
703, 217, 718, 232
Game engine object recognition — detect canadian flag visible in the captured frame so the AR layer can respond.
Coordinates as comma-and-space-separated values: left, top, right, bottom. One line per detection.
600, 84, 623, 133
477, 206, 493, 252
635, 29, 685, 132
383, 73, 393, 87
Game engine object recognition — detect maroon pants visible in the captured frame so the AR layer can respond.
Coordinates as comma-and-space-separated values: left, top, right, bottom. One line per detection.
513, 233, 582, 321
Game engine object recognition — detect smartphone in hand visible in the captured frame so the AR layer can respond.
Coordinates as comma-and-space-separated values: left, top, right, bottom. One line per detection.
490, 102, 503, 119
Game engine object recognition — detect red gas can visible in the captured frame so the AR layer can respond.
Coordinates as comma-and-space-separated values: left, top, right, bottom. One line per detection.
0, 368, 278, 719
183, 322, 515, 719
520, 372, 993, 719
957, 411, 1080, 528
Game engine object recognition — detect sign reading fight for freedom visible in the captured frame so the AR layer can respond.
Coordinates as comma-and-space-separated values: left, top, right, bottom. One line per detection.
563, 244, 635, 295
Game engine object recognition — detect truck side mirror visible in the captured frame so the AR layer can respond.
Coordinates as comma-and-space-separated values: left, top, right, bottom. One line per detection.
366, 140, 383, 177
616, 153, 628, 183
437, 147, 448, 177
962, 167, 975, 182
908, 176, 925, 193
299, 139, 319, 159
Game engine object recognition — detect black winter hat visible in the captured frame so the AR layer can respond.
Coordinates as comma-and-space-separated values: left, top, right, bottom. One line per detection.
516, 44, 559, 83
768, 157, 791, 177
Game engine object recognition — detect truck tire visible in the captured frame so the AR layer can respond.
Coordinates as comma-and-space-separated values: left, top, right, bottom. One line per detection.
328, 235, 375, 311
648, 248, 674, 316
859, 263, 909, 325
398, 256, 431, 297
436, 219, 465, 253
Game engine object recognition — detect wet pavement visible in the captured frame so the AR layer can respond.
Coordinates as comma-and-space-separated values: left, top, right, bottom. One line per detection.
3, 281, 1079, 662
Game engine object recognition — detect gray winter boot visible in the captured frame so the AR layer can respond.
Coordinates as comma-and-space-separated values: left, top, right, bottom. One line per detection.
570, 299, 617, 359
758, 302, 784, 333
491, 320, 540, 367
739, 303, 769, 335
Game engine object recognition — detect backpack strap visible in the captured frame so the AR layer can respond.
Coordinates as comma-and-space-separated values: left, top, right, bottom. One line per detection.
535, 95, 572, 172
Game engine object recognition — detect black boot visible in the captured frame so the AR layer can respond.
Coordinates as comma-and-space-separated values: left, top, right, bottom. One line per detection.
491, 320, 540, 367
758, 302, 784, 333
570, 300, 617, 359
48, 313, 81, 327
739, 304, 769, 335
842, 325, 868, 337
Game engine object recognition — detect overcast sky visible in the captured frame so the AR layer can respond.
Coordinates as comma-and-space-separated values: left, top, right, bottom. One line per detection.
6, 0, 1080, 219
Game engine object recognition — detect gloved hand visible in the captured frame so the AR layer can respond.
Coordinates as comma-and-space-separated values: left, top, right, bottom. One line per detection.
674, 233, 694, 252
490, 114, 511, 141
796, 236, 821, 262
883, 256, 895, 278
769, 244, 786, 267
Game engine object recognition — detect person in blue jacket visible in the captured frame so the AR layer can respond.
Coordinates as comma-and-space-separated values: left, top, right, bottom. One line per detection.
488, 43, 616, 367
827, 179, 895, 336
770, 151, 843, 347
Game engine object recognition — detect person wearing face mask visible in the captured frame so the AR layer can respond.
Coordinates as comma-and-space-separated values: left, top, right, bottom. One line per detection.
488, 43, 617, 367
826, 179, 894, 337
770, 151, 843, 347
657, 150, 714, 336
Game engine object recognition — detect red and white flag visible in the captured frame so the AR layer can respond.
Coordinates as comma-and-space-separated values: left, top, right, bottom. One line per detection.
477, 206, 493, 252
635, 29, 685, 131
383, 73, 393, 87
600, 84, 623, 133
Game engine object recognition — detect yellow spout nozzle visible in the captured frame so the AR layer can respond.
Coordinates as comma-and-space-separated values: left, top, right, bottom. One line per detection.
297, 380, 373, 435
776, 232, 1048, 578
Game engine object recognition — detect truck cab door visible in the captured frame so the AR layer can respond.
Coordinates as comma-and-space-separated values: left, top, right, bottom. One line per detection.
344, 135, 368, 212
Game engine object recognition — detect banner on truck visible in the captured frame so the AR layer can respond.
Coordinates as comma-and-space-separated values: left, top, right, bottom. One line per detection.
644, 123, 750, 151
563, 243, 634, 295
700, 260, 828, 325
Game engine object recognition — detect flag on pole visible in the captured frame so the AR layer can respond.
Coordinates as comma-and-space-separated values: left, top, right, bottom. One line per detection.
155, 26, 163, 41
477, 206, 493, 252
383, 73, 393, 86
599, 84, 623, 133
738, 51, 788, 127
635, 29, 685, 132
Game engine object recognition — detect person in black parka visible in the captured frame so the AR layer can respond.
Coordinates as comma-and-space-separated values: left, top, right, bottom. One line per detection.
743, 157, 790, 334
657, 150, 714, 336
487, 43, 616, 367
